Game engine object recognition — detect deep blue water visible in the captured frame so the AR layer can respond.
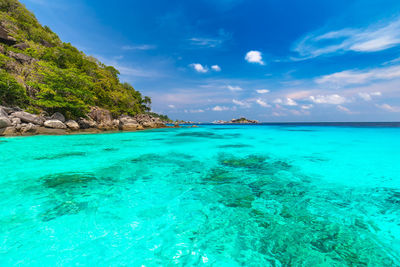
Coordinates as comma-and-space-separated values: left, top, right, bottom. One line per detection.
1, 124, 400, 266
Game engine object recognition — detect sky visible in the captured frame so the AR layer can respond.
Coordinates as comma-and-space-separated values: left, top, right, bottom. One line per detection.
20, 0, 400, 122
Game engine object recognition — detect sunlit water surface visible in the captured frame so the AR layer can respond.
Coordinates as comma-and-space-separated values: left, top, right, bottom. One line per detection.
1, 125, 400, 266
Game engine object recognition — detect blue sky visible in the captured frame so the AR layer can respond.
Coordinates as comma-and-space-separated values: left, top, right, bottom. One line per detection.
21, 0, 400, 122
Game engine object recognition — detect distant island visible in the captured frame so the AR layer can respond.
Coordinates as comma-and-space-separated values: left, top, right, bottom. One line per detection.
213, 117, 259, 124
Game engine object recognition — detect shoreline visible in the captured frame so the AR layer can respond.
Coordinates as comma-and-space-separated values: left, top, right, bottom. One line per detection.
0, 106, 172, 137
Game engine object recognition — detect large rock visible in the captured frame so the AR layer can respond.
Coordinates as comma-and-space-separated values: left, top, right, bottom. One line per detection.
13, 43, 30, 50
88, 107, 113, 129
7, 51, 35, 64
11, 111, 45, 125
11, 117, 21, 126
133, 114, 165, 128
0, 126, 17, 136
0, 106, 8, 117
77, 117, 97, 129
118, 115, 140, 130
0, 106, 22, 115
50, 112, 65, 122
0, 116, 11, 129
20, 123, 38, 135
65, 120, 80, 130
44, 120, 67, 129
0, 26, 17, 45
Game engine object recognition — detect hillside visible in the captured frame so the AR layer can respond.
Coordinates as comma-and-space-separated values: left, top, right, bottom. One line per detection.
0, 0, 152, 119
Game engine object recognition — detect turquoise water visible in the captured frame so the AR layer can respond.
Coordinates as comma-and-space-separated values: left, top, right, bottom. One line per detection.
1, 125, 400, 266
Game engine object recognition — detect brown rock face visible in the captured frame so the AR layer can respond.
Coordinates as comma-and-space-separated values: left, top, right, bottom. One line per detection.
7, 51, 35, 64
0, 26, 17, 45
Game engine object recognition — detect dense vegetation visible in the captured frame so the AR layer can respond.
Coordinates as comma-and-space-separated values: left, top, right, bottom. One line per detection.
0, 0, 154, 119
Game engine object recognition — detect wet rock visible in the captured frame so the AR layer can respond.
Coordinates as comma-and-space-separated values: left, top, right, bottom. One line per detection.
36, 127, 67, 135
11, 111, 45, 125
20, 123, 38, 134
0, 126, 17, 136
0, 25, 17, 45
44, 119, 67, 129
7, 51, 35, 64
50, 112, 65, 122
77, 117, 97, 129
65, 120, 80, 130
13, 43, 30, 50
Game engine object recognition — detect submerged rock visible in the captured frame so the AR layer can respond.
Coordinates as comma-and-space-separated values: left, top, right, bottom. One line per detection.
44, 119, 67, 129
42, 172, 96, 188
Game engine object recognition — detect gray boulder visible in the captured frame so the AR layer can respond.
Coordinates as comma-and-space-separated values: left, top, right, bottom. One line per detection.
0, 116, 12, 129
11, 111, 45, 125
50, 112, 65, 122
78, 118, 97, 129
44, 120, 67, 129
20, 123, 38, 134
88, 107, 113, 129
13, 43, 30, 50
65, 120, 80, 130
7, 51, 35, 64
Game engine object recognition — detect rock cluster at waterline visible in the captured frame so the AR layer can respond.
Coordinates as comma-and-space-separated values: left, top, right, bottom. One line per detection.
0, 106, 166, 136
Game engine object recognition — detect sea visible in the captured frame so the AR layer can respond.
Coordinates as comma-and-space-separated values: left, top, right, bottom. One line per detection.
1, 123, 400, 266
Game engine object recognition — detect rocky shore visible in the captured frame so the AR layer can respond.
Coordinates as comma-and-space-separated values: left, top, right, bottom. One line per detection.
0, 106, 167, 137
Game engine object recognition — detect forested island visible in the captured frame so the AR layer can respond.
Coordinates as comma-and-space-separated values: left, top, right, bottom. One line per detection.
0, 0, 170, 136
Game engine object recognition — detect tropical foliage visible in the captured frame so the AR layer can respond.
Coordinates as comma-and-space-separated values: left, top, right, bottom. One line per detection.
0, 0, 152, 119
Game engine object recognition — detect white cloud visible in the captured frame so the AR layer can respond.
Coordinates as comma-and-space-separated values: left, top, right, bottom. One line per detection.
293, 16, 400, 59
337, 105, 351, 113
256, 89, 270, 94
309, 94, 347, 105
301, 104, 313, 110
273, 98, 297, 106
232, 99, 251, 108
184, 109, 205, 113
316, 65, 400, 85
212, 105, 230, 111
122, 44, 156, 50
245, 50, 265, 65
168, 104, 175, 108
226, 85, 243, 91
358, 91, 382, 101
376, 103, 400, 112
211, 65, 221, 72
256, 99, 271, 107
190, 63, 208, 73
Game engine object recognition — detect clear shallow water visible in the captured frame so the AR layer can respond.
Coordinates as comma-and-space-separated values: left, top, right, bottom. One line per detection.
1, 125, 400, 266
